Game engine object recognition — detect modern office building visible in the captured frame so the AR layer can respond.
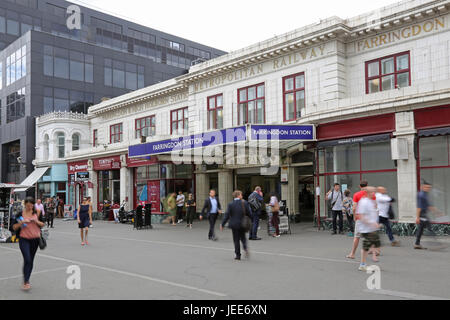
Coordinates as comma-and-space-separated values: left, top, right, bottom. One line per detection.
0, 0, 226, 195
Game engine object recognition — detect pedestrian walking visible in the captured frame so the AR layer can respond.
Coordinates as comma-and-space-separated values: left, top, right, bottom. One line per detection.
12, 197, 46, 291
327, 183, 344, 235
269, 192, 281, 238
200, 190, 222, 241
356, 187, 381, 271
77, 197, 92, 246
167, 193, 177, 226
45, 198, 55, 228
248, 187, 264, 241
57, 198, 64, 218
376, 187, 400, 247
346, 180, 372, 259
342, 190, 354, 237
220, 190, 251, 261
35, 199, 45, 223
185, 194, 196, 229
415, 182, 443, 250
176, 191, 186, 224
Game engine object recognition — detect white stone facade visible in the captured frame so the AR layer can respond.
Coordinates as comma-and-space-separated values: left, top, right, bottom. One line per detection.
35, 0, 450, 222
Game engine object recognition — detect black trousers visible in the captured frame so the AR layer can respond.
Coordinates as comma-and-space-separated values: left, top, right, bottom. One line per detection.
208, 214, 218, 239
345, 213, 354, 233
332, 210, 343, 233
176, 206, 184, 220
186, 209, 195, 225
416, 219, 435, 245
232, 228, 247, 258
47, 212, 54, 228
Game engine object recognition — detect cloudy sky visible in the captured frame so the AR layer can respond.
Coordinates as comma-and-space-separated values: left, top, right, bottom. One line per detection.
70, 0, 398, 52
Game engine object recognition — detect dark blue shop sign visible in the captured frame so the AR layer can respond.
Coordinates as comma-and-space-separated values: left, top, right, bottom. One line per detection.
129, 124, 316, 157
129, 126, 247, 157
250, 125, 315, 141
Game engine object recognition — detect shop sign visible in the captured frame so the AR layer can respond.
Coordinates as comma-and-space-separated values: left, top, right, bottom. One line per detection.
68, 161, 89, 174
129, 126, 247, 157
76, 172, 90, 182
93, 156, 122, 171
126, 155, 158, 168
250, 125, 315, 141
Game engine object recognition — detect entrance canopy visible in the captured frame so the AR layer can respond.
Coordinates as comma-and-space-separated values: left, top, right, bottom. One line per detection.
129, 124, 316, 158
14, 167, 49, 192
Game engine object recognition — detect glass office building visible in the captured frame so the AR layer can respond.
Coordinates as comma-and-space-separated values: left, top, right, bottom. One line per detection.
0, 0, 226, 188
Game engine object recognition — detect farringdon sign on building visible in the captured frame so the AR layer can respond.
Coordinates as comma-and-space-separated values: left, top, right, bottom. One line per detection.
129, 124, 316, 157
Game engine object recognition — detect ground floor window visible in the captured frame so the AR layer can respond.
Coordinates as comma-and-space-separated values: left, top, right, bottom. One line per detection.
317, 140, 398, 219
419, 134, 450, 219
98, 170, 120, 206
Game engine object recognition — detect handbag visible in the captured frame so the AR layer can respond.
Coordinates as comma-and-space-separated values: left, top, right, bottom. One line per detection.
240, 201, 252, 232
38, 230, 47, 250
388, 205, 395, 220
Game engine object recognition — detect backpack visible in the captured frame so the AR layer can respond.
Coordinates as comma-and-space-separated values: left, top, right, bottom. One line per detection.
248, 193, 261, 212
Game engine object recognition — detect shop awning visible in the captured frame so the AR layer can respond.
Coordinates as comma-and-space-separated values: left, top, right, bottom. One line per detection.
14, 167, 49, 192
419, 127, 450, 137
317, 133, 391, 148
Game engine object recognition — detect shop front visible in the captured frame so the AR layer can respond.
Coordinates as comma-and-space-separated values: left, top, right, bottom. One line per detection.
316, 113, 398, 224
36, 164, 67, 202
128, 156, 194, 213
415, 105, 450, 222
67, 160, 89, 207
94, 156, 122, 208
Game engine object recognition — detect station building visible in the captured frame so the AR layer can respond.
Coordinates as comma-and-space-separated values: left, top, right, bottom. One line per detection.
35, 0, 450, 224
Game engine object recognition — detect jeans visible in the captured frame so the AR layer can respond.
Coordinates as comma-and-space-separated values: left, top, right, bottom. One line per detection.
345, 212, 354, 233
47, 212, 54, 228
19, 238, 40, 283
416, 219, 435, 246
208, 214, 218, 239
249, 211, 261, 239
232, 228, 248, 258
186, 209, 195, 225
332, 210, 343, 233
271, 211, 280, 236
176, 206, 184, 221
379, 216, 395, 242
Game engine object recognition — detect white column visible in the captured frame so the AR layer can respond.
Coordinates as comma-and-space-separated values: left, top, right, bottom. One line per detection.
218, 170, 233, 208
120, 166, 128, 210
394, 112, 418, 223
195, 169, 209, 211
281, 166, 299, 215
88, 160, 98, 212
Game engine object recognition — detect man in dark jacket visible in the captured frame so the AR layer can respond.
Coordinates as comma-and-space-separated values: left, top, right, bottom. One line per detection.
221, 190, 251, 261
200, 190, 222, 241
248, 187, 264, 240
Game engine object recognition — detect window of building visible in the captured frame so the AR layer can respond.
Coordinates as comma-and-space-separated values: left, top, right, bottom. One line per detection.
105, 58, 144, 90
6, 141, 21, 183
283, 73, 305, 121
93, 129, 98, 147
44, 87, 94, 114
171, 107, 188, 135
136, 115, 156, 139
419, 134, 450, 217
207, 94, 223, 130
6, 87, 26, 123
56, 133, 65, 159
110, 123, 123, 144
72, 134, 80, 151
366, 52, 411, 94
237, 84, 265, 125
187, 47, 211, 59
43, 134, 49, 161
6, 45, 26, 86
44, 45, 93, 83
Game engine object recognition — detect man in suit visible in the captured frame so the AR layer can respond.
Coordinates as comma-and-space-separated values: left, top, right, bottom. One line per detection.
248, 186, 264, 240
221, 190, 251, 261
200, 190, 222, 241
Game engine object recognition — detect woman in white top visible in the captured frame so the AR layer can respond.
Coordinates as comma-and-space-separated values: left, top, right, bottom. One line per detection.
269, 193, 280, 238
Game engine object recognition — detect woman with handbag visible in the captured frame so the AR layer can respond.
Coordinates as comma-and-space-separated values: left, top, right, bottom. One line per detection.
77, 198, 92, 246
220, 190, 252, 261
13, 197, 45, 291
269, 193, 281, 238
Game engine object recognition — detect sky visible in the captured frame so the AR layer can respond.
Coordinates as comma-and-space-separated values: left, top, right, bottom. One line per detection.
69, 0, 400, 52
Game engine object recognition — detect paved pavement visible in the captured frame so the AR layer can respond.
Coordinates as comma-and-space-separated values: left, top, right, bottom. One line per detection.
0, 218, 449, 300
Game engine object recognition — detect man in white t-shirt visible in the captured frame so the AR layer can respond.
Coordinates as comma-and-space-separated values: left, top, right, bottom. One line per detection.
356, 187, 381, 272
376, 187, 400, 247
176, 191, 185, 224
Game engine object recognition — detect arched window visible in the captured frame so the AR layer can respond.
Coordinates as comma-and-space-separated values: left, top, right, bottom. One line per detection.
72, 134, 80, 151
44, 134, 49, 161
56, 133, 65, 159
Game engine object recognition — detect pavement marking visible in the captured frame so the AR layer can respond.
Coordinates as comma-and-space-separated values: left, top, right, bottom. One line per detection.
0, 246, 227, 297
363, 289, 449, 300
0, 267, 68, 282
51, 230, 359, 265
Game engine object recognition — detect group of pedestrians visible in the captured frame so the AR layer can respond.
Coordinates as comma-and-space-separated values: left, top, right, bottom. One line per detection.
167, 191, 197, 228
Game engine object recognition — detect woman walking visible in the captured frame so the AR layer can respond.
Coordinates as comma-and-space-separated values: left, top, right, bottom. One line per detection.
185, 194, 196, 229
77, 198, 92, 246
167, 193, 177, 226
269, 192, 281, 238
343, 190, 355, 237
13, 197, 45, 291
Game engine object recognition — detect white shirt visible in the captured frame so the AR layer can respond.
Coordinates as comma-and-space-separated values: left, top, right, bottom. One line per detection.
356, 197, 379, 234
176, 194, 185, 207
376, 193, 392, 219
